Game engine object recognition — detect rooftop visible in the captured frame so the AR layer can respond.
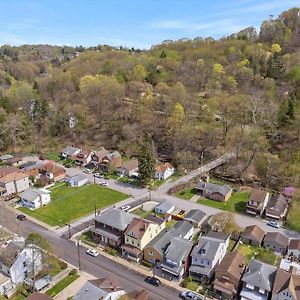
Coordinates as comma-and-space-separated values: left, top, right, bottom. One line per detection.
184, 209, 206, 223
196, 181, 232, 196
264, 232, 289, 248
249, 189, 269, 203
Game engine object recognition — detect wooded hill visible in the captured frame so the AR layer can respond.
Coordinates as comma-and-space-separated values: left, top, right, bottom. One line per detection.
0, 8, 300, 190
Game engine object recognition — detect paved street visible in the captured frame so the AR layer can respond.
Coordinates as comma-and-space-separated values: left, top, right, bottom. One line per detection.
6, 216, 180, 300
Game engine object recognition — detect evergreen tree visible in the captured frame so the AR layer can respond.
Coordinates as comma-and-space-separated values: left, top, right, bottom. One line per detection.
138, 142, 155, 187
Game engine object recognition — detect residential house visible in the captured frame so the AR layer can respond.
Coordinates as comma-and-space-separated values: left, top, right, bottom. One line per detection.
26, 292, 53, 300
241, 225, 265, 246
195, 182, 232, 202
73, 277, 125, 300
91, 208, 134, 248
246, 189, 270, 216
6, 157, 22, 167
288, 239, 300, 260
144, 222, 194, 265
265, 194, 289, 220
184, 209, 207, 228
154, 162, 175, 180
263, 232, 289, 255
0, 155, 13, 163
121, 217, 165, 262
117, 159, 139, 177
65, 174, 88, 187
61, 146, 81, 159
240, 260, 277, 300
189, 231, 230, 281
91, 147, 109, 166
0, 166, 18, 178
0, 172, 29, 196
279, 259, 300, 275
74, 150, 93, 166
0, 241, 42, 296
0, 272, 12, 297
99, 151, 122, 171
20, 188, 51, 209
20, 162, 40, 179
272, 267, 300, 300
173, 221, 194, 240
38, 162, 66, 182
213, 251, 247, 299
155, 201, 175, 215
160, 237, 193, 280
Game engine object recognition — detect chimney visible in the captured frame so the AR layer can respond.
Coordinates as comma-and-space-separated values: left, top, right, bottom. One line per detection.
289, 265, 297, 275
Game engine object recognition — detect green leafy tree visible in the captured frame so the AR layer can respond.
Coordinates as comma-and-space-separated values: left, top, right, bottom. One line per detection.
138, 142, 155, 187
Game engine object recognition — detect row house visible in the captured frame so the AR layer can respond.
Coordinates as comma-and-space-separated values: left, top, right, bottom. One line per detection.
246, 189, 270, 216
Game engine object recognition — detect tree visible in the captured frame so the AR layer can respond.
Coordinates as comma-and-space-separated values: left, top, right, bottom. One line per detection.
210, 212, 242, 236
138, 142, 155, 187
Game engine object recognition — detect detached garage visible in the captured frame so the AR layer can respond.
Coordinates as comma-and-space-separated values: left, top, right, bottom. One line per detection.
66, 174, 88, 187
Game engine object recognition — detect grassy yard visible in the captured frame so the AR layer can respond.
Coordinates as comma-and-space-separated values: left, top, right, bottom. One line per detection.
19, 184, 128, 226
44, 152, 63, 163
46, 272, 79, 298
176, 187, 197, 200
237, 244, 278, 265
286, 203, 300, 232
80, 231, 98, 247
197, 191, 250, 214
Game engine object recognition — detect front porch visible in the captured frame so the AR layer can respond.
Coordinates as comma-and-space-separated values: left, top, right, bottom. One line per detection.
121, 244, 142, 262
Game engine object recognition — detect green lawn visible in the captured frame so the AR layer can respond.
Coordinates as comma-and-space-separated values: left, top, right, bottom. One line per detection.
197, 191, 250, 213
80, 231, 98, 247
227, 240, 237, 251
286, 203, 300, 232
237, 244, 278, 265
46, 273, 79, 297
176, 188, 197, 200
19, 184, 128, 226
132, 208, 150, 219
44, 152, 63, 163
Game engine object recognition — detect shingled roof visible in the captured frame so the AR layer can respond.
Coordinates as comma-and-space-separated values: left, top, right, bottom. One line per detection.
196, 181, 232, 197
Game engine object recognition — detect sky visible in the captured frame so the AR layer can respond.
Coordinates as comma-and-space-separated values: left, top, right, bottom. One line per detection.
0, 0, 300, 49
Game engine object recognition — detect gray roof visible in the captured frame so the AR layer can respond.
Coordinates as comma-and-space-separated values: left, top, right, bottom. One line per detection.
68, 173, 88, 183
95, 208, 134, 231
206, 230, 230, 241
196, 181, 232, 196
264, 232, 289, 248
20, 188, 49, 202
173, 221, 193, 236
155, 201, 174, 212
164, 237, 193, 263
266, 194, 288, 216
62, 146, 80, 156
0, 154, 13, 161
20, 161, 40, 170
191, 232, 228, 261
242, 259, 277, 291
0, 241, 23, 267
184, 209, 206, 224
73, 281, 108, 300
105, 151, 121, 160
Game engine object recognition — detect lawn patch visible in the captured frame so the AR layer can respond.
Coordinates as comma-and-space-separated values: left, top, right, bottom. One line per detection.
286, 202, 300, 232
132, 208, 150, 219
197, 191, 250, 213
80, 231, 98, 247
237, 244, 278, 265
19, 184, 128, 226
46, 271, 79, 297
176, 188, 197, 200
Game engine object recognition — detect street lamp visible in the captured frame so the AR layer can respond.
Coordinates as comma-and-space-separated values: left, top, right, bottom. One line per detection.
75, 239, 81, 271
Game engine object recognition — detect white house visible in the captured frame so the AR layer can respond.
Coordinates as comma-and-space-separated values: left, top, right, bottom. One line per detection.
61, 146, 81, 159
73, 277, 125, 300
20, 188, 51, 209
288, 240, 300, 260
0, 241, 42, 296
189, 231, 230, 281
155, 201, 175, 215
0, 172, 29, 196
65, 174, 88, 187
154, 162, 175, 180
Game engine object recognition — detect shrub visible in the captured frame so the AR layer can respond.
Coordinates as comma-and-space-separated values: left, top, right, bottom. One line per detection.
140, 260, 153, 268
104, 246, 118, 256
58, 260, 68, 270
69, 269, 77, 276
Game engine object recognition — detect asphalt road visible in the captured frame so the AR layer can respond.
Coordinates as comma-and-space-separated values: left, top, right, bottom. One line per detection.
10, 217, 180, 300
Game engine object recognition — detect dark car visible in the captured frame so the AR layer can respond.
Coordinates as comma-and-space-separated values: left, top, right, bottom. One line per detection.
144, 276, 161, 286
16, 214, 26, 221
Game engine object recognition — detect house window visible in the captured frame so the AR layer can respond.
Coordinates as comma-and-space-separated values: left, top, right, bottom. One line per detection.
126, 238, 129, 242
246, 284, 254, 290
132, 240, 134, 245
149, 251, 154, 256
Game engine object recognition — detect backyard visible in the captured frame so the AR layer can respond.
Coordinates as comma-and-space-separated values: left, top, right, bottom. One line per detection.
286, 202, 300, 232
19, 184, 128, 226
237, 244, 279, 265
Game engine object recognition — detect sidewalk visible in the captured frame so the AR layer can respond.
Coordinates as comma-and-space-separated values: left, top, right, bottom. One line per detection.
54, 271, 95, 300
71, 236, 185, 292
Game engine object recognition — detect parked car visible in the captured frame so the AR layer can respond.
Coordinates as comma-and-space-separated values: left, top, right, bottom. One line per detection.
16, 214, 26, 221
100, 181, 108, 186
86, 249, 99, 257
120, 205, 131, 212
94, 173, 104, 178
179, 291, 203, 300
176, 210, 186, 219
83, 169, 93, 174
267, 220, 279, 228
144, 276, 161, 286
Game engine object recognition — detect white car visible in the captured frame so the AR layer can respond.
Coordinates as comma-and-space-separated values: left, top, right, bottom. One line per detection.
100, 181, 108, 186
94, 173, 104, 178
267, 220, 280, 228
86, 249, 99, 257
120, 205, 131, 212
179, 291, 203, 300
83, 169, 93, 174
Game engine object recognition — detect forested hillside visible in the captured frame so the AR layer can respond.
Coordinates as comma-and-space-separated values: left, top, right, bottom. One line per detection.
0, 8, 300, 189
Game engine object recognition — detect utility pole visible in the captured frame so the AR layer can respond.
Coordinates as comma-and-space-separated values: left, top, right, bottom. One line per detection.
76, 240, 81, 271
68, 223, 71, 239
94, 205, 97, 217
